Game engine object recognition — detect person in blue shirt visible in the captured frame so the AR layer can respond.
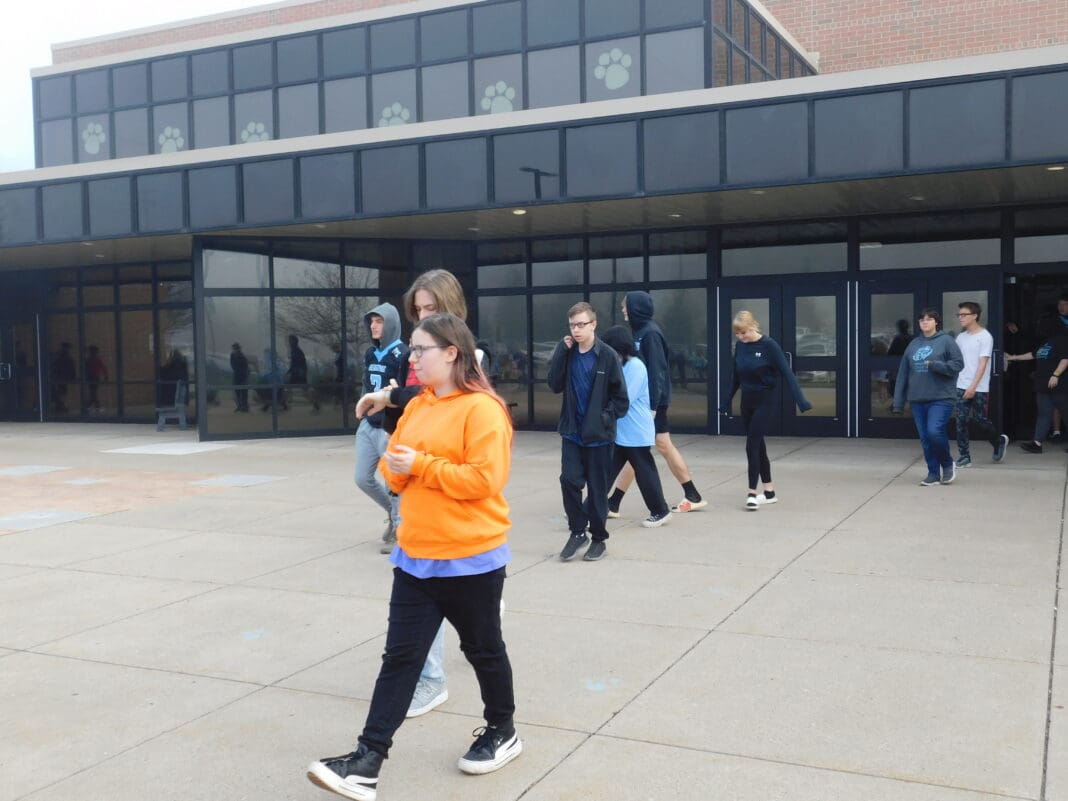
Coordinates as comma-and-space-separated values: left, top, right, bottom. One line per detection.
720, 311, 812, 510
601, 325, 671, 528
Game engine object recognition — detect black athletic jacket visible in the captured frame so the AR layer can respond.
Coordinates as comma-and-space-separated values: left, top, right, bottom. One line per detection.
547, 338, 629, 444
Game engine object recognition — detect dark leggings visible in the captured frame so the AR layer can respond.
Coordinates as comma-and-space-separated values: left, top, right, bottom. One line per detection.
741, 390, 776, 490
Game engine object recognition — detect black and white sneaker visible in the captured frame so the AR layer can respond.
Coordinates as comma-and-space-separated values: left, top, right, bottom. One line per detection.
641, 511, 672, 528
559, 533, 589, 561
307, 744, 383, 801
993, 434, 1009, 463
745, 494, 760, 511
457, 723, 523, 775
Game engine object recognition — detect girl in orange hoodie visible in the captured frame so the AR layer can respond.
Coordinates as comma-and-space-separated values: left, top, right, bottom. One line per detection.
308, 313, 519, 801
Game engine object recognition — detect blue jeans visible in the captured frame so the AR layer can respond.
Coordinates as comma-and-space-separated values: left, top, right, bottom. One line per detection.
911, 400, 955, 476
420, 623, 446, 685
354, 419, 398, 526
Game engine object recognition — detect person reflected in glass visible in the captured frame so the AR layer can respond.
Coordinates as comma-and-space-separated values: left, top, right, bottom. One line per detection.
286, 334, 320, 413
50, 342, 76, 414
159, 349, 189, 407
308, 313, 521, 801
84, 345, 108, 414
230, 343, 250, 412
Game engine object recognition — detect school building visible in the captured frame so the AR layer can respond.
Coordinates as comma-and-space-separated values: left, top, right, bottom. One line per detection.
1, 0, 1067, 440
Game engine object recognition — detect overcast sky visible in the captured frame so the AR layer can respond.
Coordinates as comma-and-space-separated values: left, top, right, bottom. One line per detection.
0, 0, 267, 174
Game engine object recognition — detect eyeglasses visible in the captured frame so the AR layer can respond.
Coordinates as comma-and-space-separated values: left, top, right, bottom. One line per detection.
569, 320, 594, 330
409, 344, 446, 359
957, 312, 976, 318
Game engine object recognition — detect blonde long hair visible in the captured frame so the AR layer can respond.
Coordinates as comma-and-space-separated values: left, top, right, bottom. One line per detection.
732, 310, 762, 335
403, 269, 468, 323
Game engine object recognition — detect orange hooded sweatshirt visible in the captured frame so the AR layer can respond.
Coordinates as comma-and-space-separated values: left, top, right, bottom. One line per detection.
381, 387, 512, 560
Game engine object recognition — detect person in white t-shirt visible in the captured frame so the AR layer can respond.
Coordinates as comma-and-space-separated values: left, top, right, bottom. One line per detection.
954, 301, 1009, 466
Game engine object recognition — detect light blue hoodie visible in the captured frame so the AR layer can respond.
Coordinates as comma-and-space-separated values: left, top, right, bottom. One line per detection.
616, 357, 655, 447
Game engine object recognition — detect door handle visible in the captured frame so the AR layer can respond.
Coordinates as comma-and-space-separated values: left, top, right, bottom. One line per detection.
0, 363, 11, 381
992, 349, 1001, 378
784, 351, 793, 368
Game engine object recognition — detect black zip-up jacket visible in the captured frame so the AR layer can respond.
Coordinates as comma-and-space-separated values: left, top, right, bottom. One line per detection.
624, 291, 671, 410
547, 338, 629, 444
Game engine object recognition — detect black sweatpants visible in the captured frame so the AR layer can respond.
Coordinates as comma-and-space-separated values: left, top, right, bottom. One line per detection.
611, 445, 669, 517
741, 390, 776, 490
560, 438, 613, 542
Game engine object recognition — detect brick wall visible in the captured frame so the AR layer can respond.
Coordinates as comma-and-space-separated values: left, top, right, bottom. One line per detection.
52, 0, 418, 63
761, 0, 1068, 73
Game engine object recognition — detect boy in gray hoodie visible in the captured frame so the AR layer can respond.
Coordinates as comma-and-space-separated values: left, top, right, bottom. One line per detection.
892, 307, 964, 486
355, 303, 408, 550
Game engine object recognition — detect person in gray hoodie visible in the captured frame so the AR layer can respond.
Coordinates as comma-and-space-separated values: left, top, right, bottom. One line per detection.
356, 303, 408, 549
892, 307, 965, 486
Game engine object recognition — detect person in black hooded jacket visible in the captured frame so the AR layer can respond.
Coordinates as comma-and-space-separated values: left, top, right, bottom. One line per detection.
608, 291, 706, 516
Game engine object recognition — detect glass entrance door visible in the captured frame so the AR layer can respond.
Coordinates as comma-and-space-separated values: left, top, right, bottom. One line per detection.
718, 280, 848, 437
858, 268, 1000, 437
0, 319, 40, 421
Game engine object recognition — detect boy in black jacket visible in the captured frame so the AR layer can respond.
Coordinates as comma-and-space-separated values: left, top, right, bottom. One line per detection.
548, 302, 629, 562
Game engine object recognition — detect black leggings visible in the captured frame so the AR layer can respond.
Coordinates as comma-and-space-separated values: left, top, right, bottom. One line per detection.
611, 445, 669, 516
741, 390, 776, 490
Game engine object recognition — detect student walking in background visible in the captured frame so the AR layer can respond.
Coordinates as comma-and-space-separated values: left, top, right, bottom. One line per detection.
892, 308, 965, 485
720, 311, 812, 510
953, 301, 1009, 466
1006, 328, 1068, 454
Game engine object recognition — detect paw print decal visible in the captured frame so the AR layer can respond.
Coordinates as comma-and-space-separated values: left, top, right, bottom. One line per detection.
81, 123, 106, 156
595, 48, 633, 90
157, 126, 185, 153
378, 103, 411, 127
240, 122, 270, 143
480, 81, 516, 114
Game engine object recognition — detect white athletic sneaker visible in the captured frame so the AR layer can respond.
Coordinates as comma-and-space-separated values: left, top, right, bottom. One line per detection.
745, 495, 759, 511
756, 494, 778, 505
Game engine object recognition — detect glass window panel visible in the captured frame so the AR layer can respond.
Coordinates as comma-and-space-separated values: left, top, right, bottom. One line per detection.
532, 292, 573, 384
112, 63, 148, 107
532, 238, 583, 286
137, 172, 183, 233
942, 291, 988, 336
300, 152, 356, 218
83, 267, 115, 306
324, 77, 368, 132
233, 43, 273, 91
193, 96, 230, 149
750, 15, 765, 61
526, 0, 580, 47
192, 50, 230, 96
421, 10, 469, 61
585, 0, 639, 38
474, 55, 522, 116
871, 294, 915, 355
473, 1, 521, 54
479, 295, 529, 422
40, 120, 73, 167
203, 296, 272, 434
47, 272, 79, 308
1016, 235, 1068, 264
645, 28, 706, 95
74, 70, 109, 113
644, 111, 719, 191
426, 138, 487, 209
119, 310, 155, 381
274, 298, 345, 430
277, 35, 319, 84
278, 83, 320, 139
769, 35, 781, 77
203, 249, 269, 289
649, 231, 707, 281
360, 145, 420, 214
493, 130, 560, 203
77, 114, 110, 162
796, 296, 837, 357
646, 0, 706, 29
118, 266, 153, 306
869, 370, 901, 417
722, 242, 847, 275
732, 47, 748, 84
153, 102, 188, 153
324, 27, 367, 77
151, 57, 188, 101
589, 234, 643, 283
478, 263, 527, 289
342, 250, 381, 289
38, 76, 72, 118
371, 19, 416, 70
159, 280, 192, 304
114, 108, 149, 158
371, 70, 417, 127
566, 122, 638, 197
235, 90, 274, 143
243, 160, 294, 224
159, 306, 195, 417
713, 33, 730, 87
274, 255, 341, 290
83, 312, 117, 414
731, 0, 747, 38
527, 46, 580, 109
421, 61, 470, 121
650, 287, 708, 426
860, 240, 1001, 270
0, 188, 38, 245
189, 166, 237, 228
88, 178, 131, 237
797, 371, 836, 416
42, 183, 83, 240
585, 37, 640, 101
46, 315, 79, 418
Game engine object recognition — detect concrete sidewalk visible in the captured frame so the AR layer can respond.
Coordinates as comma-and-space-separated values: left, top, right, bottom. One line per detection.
0, 423, 1064, 801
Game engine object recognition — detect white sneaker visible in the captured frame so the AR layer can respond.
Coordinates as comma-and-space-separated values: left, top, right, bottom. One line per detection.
756, 494, 778, 505
606, 509, 621, 519
745, 495, 759, 511
406, 682, 448, 718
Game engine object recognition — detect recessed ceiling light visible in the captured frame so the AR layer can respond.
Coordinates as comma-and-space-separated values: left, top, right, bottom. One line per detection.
1047, 165, 1066, 172
908, 194, 926, 201
313, 223, 328, 229
749, 189, 766, 196
467, 226, 481, 232
859, 241, 883, 249
668, 213, 683, 219
512, 208, 527, 216
94, 254, 106, 259
81, 241, 94, 246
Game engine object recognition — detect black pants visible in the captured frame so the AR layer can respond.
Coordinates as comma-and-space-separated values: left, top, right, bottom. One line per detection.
611, 445, 669, 516
560, 438, 613, 541
359, 566, 513, 757
741, 390, 776, 490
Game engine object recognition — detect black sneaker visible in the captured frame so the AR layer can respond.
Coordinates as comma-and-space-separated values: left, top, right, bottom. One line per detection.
307, 744, 383, 801
993, 434, 1009, 463
1021, 441, 1043, 454
919, 473, 940, 486
583, 540, 607, 561
457, 723, 523, 775
559, 533, 589, 561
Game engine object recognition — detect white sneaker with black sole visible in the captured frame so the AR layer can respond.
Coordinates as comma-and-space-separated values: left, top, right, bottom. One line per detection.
457, 724, 523, 775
